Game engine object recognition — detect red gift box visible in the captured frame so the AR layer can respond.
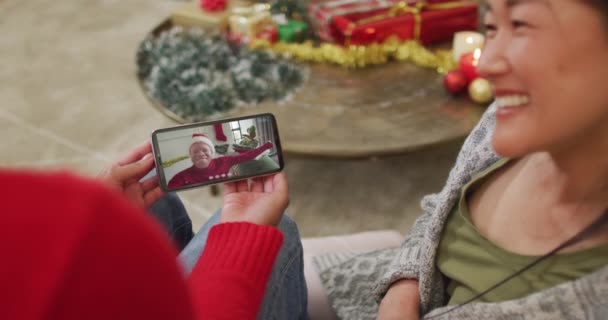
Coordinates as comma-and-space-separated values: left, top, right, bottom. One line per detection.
308, 0, 403, 42
330, 0, 478, 46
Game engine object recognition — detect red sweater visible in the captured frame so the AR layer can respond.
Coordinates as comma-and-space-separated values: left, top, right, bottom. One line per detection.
0, 170, 283, 320
168, 142, 273, 188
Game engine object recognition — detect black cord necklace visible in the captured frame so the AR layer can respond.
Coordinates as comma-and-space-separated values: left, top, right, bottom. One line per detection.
425, 209, 608, 319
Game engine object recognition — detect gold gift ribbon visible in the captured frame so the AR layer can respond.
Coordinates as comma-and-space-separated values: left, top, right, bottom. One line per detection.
344, 0, 474, 45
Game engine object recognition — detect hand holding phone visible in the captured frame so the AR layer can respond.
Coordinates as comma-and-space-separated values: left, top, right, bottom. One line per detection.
98, 140, 164, 208
221, 172, 289, 227
151, 113, 284, 192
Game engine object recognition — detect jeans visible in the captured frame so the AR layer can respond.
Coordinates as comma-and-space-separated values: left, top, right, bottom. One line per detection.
148, 193, 194, 251
180, 210, 309, 320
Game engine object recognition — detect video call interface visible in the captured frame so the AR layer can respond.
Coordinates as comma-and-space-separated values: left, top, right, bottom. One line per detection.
155, 115, 281, 190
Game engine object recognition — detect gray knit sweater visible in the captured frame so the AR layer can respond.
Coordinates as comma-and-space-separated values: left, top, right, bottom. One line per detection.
312, 103, 608, 319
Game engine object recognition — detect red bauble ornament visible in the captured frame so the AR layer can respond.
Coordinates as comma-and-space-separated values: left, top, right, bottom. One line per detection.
459, 51, 480, 83
200, 0, 227, 12
444, 70, 468, 95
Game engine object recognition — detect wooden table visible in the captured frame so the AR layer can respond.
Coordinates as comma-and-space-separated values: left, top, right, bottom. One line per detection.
141, 20, 486, 159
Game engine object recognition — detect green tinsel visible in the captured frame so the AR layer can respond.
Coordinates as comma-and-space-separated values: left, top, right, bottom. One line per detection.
136, 27, 306, 121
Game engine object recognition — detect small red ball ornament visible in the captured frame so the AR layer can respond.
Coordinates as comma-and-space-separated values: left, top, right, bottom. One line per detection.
444, 70, 468, 95
459, 49, 481, 83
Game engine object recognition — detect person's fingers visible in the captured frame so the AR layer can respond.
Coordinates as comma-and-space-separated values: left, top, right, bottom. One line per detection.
224, 181, 238, 194
274, 172, 290, 208
117, 140, 153, 166
141, 175, 159, 194
235, 179, 249, 192
250, 177, 264, 193
263, 174, 275, 193
272, 172, 288, 193
111, 153, 155, 182
270, 173, 288, 200
143, 187, 164, 208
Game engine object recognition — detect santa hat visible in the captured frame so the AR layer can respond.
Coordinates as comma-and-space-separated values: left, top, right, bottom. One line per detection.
191, 133, 215, 155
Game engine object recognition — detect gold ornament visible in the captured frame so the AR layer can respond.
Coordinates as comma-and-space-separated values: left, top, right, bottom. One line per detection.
249, 36, 458, 73
468, 78, 493, 104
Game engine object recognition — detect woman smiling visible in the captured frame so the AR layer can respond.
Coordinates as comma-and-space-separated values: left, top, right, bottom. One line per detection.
318, 1, 608, 319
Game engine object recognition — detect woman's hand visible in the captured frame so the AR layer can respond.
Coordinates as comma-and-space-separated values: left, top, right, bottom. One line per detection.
377, 279, 421, 320
98, 141, 163, 208
221, 172, 289, 226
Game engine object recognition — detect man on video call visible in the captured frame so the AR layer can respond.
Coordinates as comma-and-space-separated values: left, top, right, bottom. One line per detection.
168, 133, 273, 188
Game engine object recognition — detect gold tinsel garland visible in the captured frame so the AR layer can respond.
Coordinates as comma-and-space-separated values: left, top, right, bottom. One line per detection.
249, 36, 457, 73
162, 155, 189, 168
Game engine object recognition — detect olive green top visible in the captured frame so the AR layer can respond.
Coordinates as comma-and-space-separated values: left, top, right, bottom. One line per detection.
437, 158, 608, 305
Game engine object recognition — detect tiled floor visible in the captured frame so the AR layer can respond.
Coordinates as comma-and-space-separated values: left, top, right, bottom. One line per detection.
1, 0, 463, 237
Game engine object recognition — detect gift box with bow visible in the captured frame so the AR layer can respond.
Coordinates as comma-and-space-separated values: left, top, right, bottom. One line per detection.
228, 3, 274, 40
335, 0, 478, 45
308, 0, 403, 42
310, 0, 478, 46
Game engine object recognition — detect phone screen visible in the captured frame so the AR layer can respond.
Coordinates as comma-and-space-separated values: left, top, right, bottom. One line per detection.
151, 113, 284, 192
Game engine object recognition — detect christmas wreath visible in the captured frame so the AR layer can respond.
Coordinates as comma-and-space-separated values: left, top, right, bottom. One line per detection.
136, 27, 307, 121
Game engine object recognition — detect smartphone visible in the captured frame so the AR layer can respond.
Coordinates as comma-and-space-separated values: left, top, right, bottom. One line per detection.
151, 113, 284, 192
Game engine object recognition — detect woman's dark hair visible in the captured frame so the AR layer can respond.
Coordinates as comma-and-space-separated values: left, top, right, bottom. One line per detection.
587, 0, 608, 23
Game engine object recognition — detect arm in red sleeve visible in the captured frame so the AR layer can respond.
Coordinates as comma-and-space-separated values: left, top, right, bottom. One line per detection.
188, 222, 283, 320
225, 141, 274, 167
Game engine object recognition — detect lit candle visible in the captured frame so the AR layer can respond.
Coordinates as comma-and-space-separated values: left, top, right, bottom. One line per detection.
452, 31, 485, 62
459, 48, 482, 83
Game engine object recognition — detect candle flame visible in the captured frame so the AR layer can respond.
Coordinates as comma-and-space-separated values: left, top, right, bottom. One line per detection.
473, 48, 482, 60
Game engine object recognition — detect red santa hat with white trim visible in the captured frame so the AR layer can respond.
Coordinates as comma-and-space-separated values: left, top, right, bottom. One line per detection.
191, 133, 215, 155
